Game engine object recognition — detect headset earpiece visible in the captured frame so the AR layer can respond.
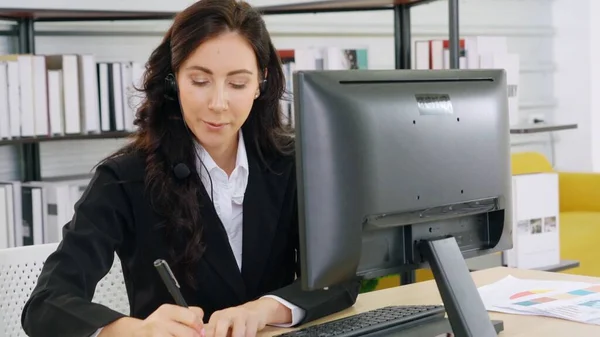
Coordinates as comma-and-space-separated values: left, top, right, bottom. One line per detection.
258, 78, 267, 97
164, 72, 178, 101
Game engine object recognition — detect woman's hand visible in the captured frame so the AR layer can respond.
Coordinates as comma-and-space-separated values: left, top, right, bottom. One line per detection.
205, 298, 291, 337
134, 304, 205, 337
100, 304, 205, 337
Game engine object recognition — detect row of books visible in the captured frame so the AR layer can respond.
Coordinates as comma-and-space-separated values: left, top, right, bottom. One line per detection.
0, 53, 144, 140
0, 48, 368, 140
276, 47, 369, 127
0, 178, 90, 248
412, 36, 520, 125
0, 40, 519, 141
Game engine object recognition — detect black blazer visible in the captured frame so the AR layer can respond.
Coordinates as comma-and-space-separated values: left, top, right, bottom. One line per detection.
21, 139, 360, 337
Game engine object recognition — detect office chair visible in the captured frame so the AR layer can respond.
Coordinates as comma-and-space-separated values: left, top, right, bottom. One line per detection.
0, 243, 129, 337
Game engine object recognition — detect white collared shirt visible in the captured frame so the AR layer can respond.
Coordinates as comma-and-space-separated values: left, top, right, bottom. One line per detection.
195, 131, 248, 270
195, 130, 305, 327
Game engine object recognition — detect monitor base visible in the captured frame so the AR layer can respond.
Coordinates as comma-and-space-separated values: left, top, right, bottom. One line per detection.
418, 236, 499, 337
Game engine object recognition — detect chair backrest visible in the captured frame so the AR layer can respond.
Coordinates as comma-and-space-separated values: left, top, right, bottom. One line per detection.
0, 243, 129, 337
511, 151, 554, 175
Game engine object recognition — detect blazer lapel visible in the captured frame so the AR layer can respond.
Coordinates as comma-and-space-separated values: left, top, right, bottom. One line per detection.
197, 185, 247, 302
241, 151, 292, 298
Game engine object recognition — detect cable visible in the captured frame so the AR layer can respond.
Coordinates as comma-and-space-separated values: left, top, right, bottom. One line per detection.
172, 74, 215, 202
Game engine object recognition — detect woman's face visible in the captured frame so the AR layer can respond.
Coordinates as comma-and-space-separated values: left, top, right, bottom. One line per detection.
176, 31, 261, 152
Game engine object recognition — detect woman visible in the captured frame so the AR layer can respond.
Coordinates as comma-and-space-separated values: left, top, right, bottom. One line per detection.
20, 1, 360, 337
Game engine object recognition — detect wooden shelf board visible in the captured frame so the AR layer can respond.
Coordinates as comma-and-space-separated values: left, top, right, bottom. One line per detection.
0, 0, 440, 21
531, 260, 580, 273
258, 0, 438, 15
0, 8, 176, 21
0, 131, 132, 146
510, 123, 578, 134
469, 260, 580, 273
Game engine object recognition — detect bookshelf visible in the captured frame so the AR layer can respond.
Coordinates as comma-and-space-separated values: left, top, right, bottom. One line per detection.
258, 0, 460, 70
2, 9, 175, 182
2, 0, 460, 182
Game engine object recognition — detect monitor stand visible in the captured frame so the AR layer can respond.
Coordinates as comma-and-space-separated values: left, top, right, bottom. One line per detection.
417, 236, 502, 337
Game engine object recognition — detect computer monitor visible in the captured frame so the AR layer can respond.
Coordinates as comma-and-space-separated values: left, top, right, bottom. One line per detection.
293, 69, 513, 337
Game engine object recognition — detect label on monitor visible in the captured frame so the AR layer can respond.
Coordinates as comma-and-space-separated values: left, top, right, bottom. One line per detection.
415, 94, 454, 115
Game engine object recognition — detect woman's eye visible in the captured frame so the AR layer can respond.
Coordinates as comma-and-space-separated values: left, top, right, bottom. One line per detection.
192, 80, 208, 87
231, 83, 247, 89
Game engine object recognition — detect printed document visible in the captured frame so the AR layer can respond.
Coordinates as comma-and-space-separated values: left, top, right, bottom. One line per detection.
478, 275, 600, 325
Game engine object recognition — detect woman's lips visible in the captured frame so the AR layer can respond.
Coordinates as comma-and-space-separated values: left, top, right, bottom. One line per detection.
203, 120, 227, 130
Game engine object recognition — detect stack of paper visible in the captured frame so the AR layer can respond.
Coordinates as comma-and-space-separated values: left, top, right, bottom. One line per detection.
478, 275, 600, 325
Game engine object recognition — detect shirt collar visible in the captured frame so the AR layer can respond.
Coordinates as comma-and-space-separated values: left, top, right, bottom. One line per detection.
194, 130, 249, 202
195, 130, 248, 170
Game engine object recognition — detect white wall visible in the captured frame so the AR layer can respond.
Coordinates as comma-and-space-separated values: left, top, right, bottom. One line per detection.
0, 0, 557, 180
552, 0, 600, 172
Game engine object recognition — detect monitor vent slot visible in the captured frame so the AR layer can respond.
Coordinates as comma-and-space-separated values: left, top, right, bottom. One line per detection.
339, 78, 494, 85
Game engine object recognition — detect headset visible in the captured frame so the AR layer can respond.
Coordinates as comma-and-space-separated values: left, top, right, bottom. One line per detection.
164, 73, 178, 101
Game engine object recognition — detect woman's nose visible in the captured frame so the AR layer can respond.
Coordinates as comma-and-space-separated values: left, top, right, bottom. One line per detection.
208, 85, 228, 112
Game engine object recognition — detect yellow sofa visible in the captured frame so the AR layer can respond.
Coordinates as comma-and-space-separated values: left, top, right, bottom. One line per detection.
511, 151, 600, 277
372, 151, 600, 290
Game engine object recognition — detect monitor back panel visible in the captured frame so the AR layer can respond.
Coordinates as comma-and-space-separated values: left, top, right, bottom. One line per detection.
293, 69, 513, 290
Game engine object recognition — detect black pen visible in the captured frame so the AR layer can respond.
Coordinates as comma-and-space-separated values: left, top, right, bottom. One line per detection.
154, 259, 188, 307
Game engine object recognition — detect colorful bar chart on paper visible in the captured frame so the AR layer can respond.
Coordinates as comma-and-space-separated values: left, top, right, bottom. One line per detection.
513, 286, 600, 306
510, 289, 552, 300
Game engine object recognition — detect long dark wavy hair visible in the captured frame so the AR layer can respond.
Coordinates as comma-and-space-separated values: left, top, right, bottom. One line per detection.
102, 0, 293, 286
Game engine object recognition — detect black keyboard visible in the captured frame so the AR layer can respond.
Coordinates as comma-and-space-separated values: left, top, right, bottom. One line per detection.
275, 305, 445, 337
